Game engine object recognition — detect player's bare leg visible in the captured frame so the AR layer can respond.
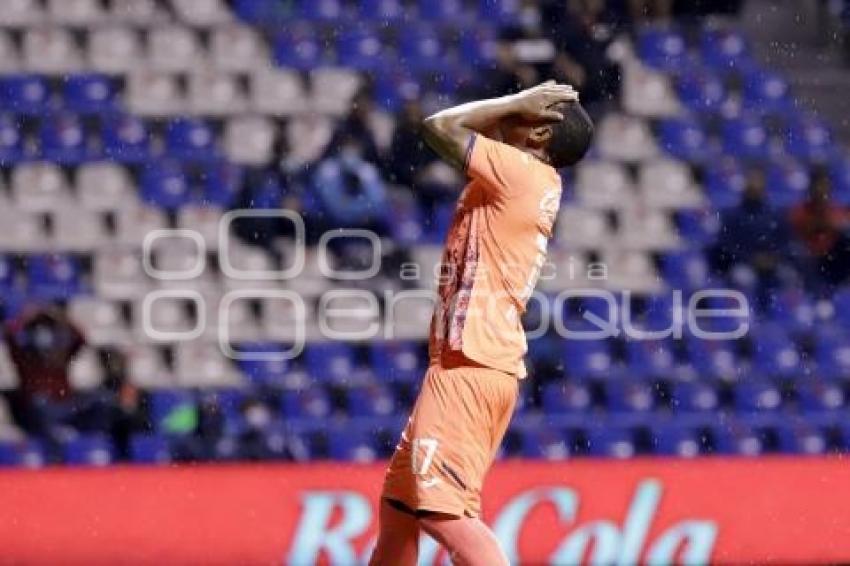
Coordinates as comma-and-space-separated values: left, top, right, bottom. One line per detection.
419, 513, 509, 566
368, 498, 420, 566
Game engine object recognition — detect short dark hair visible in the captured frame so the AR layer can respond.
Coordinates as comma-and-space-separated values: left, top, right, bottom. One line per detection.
547, 101, 594, 168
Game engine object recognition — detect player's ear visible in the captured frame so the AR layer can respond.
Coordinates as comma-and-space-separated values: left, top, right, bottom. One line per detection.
527, 124, 553, 148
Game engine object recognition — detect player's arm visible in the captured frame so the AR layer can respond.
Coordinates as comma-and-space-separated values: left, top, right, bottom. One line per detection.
421, 81, 576, 170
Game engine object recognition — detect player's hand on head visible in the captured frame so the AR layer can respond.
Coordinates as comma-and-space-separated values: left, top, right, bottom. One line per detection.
514, 82, 578, 123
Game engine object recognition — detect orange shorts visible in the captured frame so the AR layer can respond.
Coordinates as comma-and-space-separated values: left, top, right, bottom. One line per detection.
381, 355, 518, 518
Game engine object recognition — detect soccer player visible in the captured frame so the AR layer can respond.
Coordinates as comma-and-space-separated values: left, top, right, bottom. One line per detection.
369, 82, 594, 565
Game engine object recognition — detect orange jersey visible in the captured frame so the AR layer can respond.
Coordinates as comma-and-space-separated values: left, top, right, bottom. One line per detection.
428, 134, 563, 378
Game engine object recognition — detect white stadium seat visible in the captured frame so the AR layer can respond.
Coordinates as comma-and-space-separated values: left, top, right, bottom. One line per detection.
47, 0, 105, 26
51, 208, 110, 252
575, 160, 634, 210
94, 245, 152, 299
169, 0, 233, 27
126, 345, 175, 389
224, 116, 275, 165
310, 68, 362, 116
618, 209, 681, 251
210, 24, 268, 72
108, 0, 168, 25
0, 210, 46, 252
126, 69, 185, 116
174, 342, 242, 388
595, 113, 659, 162
88, 27, 143, 73
602, 250, 663, 293
251, 68, 308, 116
23, 27, 82, 74
69, 347, 106, 390
188, 70, 248, 116
146, 25, 203, 72
0, 0, 44, 27
69, 297, 132, 346
638, 159, 704, 209
76, 163, 139, 212
113, 204, 168, 247
12, 163, 72, 212
555, 207, 612, 250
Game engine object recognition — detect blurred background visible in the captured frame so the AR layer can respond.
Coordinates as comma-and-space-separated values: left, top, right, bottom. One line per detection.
2, 0, 850, 563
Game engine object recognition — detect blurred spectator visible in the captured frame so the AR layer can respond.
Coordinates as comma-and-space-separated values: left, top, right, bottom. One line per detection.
711, 170, 791, 305
789, 172, 850, 290
324, 89, 381, 164
475, 38, 540, 98
313, 152, 388, 234
629, 0, 672, 23
387, 99, 461, 213
543, 0, 622, 106
2, 305, 113, 460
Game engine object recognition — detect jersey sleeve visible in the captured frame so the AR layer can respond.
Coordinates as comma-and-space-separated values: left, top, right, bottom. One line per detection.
465, 134, 529, 201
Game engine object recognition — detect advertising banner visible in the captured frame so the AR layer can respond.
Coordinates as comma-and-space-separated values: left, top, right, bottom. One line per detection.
1, 457, 848, 564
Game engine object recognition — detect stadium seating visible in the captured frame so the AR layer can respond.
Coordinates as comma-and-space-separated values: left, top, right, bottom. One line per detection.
0, 0, 848, 467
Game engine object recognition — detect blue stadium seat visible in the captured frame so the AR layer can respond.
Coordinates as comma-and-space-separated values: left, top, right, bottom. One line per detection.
703, 156, 745, 208
542, 381, 593, 414
586, 426, 636, 458
796, 379, 845, 413
606, 379, 656, 413
27, 253, 85, 300
370, 341, 423, 383
677, 69, 727, 113
0, 439, 45, 467
675, 209, 721, 245
233, 0, 276, 23
701, 28, 751, 70
661, 251, 711, 292
418, 0, 466, 21
828, 155, 850, 205
129, 434, 172, 463
625, 338, 676, 377
199, 161, 243, 207
346, 383, 398, 417
373, 70, 421, 111
765, 288, 816, 331
359, 0, 405, 22
39, 112, 96, 164
0, 74, 51, 115
140, 160, 193, 210
561, 335, 613, 379
518, 425, 571, 460
280, 385, 333, 419
712, 421, 764, 455
721, 115, 770, 160
234, 343, 290, 385
685, 334, 739, 379
273, 27, 323, 70
62, 74, 117, 114
299, 0, 344, 20
657, 117, 714, 162
775, 422, 828, 455
458, 26, 498, 67
814, 325, 850, 378
649, 423, 702, 457
101, 114, 152, 163
0, 113, 28, 164
165, 118, 218, 162
0, 254, 16, 294
832, 288, 850, 330
305, 342, 356, 383
734, 379, 783, 413
336, 28, 387, 71
784, 114, 834, 162
478, 0, 521, 23
765, 158, 810, 207
327, 425, 379, 461
63, 434, 115, 466
637, 28, 689, 71
669, 380, 720, 413
398, 27, 445, 72
743, 70, 791, 113
750, 324, 801, 378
